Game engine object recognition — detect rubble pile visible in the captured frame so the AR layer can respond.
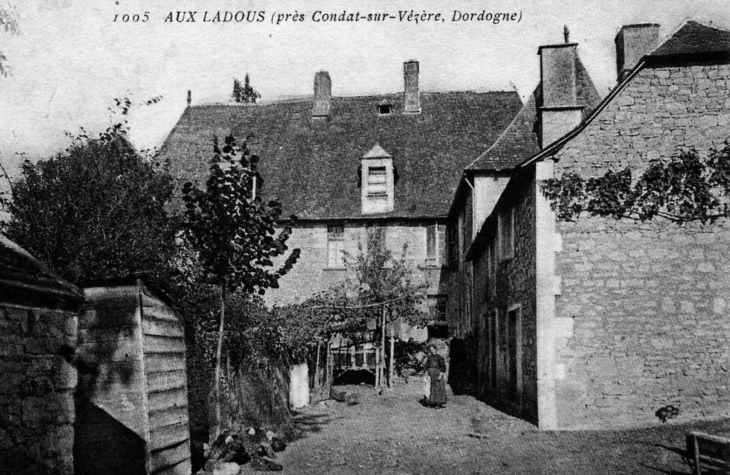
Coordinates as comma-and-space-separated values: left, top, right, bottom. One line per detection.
195, 428, 288, 474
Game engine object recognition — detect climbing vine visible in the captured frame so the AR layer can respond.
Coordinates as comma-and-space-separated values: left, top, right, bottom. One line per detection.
540, 143, 730, 223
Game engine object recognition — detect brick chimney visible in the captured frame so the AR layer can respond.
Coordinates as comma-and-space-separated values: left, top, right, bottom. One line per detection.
312, 71, 331, 118
403, 60, 421, 114
538, 43, 584, 148
615, 24, 660, 82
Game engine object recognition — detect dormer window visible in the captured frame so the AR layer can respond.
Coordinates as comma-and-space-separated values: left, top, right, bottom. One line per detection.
361, 143, 395, 214
377, 104, 392, 115
367, 166, 387, 199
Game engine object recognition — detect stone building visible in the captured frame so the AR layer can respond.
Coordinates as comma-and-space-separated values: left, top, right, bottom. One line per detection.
446, 38, 602, 340
0, 234, 84, 475
159, 61, 522, 339
463, 21, 730, 429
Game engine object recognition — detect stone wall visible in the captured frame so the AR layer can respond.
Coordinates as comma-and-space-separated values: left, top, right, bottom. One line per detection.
266, 221, 444, 307
266, 220, 449, 341
0, 304, 77, 475
543, 59, 730, 429
554, 61, 730, 177
474, 171, 539, 423
553, 217, 730, 429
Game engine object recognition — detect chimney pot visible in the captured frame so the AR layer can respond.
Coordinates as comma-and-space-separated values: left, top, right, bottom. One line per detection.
615, 24, 660, 82
312, 71, 331, 118
403, 60, 421, 114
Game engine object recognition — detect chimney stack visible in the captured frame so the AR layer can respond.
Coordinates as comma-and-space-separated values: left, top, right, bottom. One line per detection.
187, 90, 191, 106
403, 60, 421, 114
615, 24, 660, 82
312, 71, 331, 118
538, 42, 584, 148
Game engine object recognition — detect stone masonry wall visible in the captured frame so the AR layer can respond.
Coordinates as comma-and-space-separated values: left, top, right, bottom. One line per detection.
546, 60, 730, 429
0, 304, 77, 475
265, 221, 447, 341
554, 217, 730, 429
478, 173, 539, 423
266, 221, 443, 306
554, 61, 730, 177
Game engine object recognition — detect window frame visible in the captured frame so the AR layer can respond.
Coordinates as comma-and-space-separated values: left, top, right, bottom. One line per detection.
327, 224, 345, 268
499, 207, 514, 261
377, 103, 392, 115
425, 223, 447, 267
366, 166, 388, 201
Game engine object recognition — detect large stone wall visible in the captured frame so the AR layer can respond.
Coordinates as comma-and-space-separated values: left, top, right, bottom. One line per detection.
475, 172, 539, 423
0, 304, 77, 475
265, 220, 448, 341
266, 221, 443, 306
554, 61, 730, 177
553, 217, 730, 429
543, 59, 730, 429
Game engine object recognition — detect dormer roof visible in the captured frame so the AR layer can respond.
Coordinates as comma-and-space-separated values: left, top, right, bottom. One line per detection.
363, 143, 392, 159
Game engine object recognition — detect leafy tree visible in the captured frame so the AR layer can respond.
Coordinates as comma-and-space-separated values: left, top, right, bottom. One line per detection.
232, 73, 261, 103
307, 229, 429, 388
0, 3, 18, 77
0, 100, 176, 285
540, 143, 730, 223
181, 134, 299, 433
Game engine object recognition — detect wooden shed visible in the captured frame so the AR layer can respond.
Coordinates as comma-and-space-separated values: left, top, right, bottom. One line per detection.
75, 278, 191, 475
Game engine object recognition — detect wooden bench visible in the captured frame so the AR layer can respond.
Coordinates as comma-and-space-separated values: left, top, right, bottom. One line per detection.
686, 431, 730, 475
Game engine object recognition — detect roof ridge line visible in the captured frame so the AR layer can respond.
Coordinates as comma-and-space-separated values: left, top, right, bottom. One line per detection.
191, 89, 520, 108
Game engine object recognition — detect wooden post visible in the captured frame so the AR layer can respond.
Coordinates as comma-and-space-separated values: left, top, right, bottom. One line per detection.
314, 339, 322, 399
389, 318, 395, 388
375, 346, 380, 388
693, 433, 700, 475
380, 306, 386, 389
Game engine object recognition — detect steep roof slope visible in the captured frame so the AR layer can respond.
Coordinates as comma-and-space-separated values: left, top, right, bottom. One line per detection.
650, 20, 730, 57
0, 234, 84, 309
468, 57, 602, 171
159, 91, 522, 220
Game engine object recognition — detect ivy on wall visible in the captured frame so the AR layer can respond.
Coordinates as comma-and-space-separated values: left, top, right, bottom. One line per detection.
539, 143, 730, 223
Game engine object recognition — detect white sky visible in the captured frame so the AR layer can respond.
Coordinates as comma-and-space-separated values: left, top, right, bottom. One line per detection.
1, 0, 729, 177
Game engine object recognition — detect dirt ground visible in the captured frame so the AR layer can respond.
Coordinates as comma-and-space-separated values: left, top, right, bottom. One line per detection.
241, 380, 730, 475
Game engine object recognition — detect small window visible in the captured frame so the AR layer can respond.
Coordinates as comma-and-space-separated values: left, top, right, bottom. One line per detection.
427, 295, 448, 339
447, 223, 458, 267
499, 208, 514, 260
367, 166, 387, 200
327, 225, 345, 268
366, 226, 385, 254
425, 223, 446, 267
377, 104, 392, 115
428, 295, 447, 322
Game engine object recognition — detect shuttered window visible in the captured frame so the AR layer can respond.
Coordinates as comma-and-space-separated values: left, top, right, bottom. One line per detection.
327, 225, 345, 267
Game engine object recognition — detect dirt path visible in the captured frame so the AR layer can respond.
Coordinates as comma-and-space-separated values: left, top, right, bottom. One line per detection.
244, 382, 730, 474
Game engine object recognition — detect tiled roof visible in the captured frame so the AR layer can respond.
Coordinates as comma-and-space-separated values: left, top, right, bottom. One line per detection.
466, 91, 540, 171
159, 91, 522, 220
650, 20, 730, 57
468, 57, 601, 171
0, 234, 84, 309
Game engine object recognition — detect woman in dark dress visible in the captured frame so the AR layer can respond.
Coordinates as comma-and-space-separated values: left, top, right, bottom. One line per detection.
425, 344, 447, 407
